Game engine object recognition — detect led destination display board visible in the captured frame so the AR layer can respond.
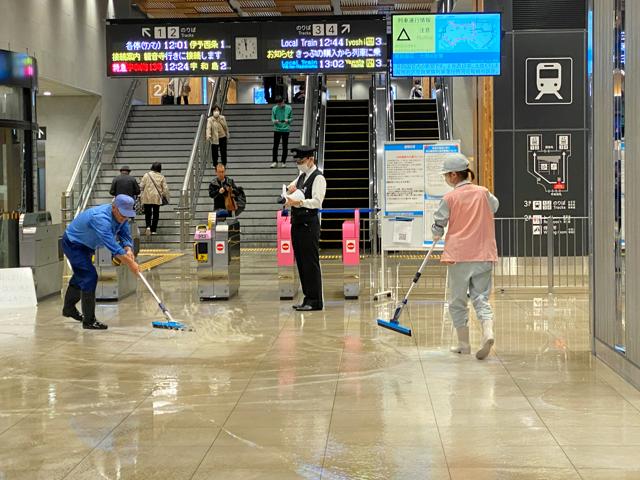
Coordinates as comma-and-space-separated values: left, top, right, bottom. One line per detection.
392, 13, 501, 77
106, 17, 387, 77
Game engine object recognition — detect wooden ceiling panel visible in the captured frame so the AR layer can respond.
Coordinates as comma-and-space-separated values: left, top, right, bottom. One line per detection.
135, 0, 434, 17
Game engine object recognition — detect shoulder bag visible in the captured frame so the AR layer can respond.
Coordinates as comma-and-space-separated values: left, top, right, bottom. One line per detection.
148, 173, 169, 206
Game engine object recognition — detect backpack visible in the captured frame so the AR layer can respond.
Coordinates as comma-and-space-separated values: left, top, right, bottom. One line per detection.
235, 186, 247, 216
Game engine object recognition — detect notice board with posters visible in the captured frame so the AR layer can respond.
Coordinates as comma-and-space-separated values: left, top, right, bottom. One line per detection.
106, 16, 387, 77
382, 141, 461, 251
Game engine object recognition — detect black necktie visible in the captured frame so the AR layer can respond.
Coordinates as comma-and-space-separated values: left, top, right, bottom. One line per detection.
297, 173, 306, 188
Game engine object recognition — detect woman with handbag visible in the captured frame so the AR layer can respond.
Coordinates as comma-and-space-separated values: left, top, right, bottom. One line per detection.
140, 162, 170, 236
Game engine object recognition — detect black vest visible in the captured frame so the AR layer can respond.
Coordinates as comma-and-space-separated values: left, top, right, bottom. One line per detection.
292, 169, 322, 224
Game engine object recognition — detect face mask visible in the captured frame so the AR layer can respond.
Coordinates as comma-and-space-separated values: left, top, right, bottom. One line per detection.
213, 111, 220, 118
297, 162, 311, 174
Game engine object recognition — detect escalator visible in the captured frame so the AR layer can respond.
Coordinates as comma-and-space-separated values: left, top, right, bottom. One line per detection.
320, 99, 370, 250
393, 99, 439, 141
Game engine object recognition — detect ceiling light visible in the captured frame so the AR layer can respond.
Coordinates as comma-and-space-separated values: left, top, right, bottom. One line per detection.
43, 91, 52, 96
341, 84, 345, 87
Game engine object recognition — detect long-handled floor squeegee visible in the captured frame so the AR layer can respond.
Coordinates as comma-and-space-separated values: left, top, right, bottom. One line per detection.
377, 242, 438, 336
138, 272, 191, 331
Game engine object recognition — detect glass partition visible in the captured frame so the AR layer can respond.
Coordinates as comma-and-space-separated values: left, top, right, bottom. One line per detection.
614, 0, 626, 354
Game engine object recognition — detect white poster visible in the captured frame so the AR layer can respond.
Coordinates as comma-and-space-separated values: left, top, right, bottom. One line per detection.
0, 268, 37, 308
384, 144, 425, 214
392, 218, 413, 244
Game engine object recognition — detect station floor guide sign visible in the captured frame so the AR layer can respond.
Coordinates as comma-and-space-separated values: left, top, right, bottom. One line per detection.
382, 141, 461, 251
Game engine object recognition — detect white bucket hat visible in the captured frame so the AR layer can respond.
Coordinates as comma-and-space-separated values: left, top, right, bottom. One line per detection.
440, 153, 470, 175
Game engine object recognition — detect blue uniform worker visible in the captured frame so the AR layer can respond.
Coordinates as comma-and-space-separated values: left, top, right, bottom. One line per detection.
61, 195, 140, 330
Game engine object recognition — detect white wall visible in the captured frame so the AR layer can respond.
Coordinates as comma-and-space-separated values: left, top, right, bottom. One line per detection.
38, 96, 101, 222
452, 77, 476, 158
0, 0, 145, 215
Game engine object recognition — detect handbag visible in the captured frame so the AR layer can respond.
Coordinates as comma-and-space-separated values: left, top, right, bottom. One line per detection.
147, 173, 169, 206
223, 188, 237, 212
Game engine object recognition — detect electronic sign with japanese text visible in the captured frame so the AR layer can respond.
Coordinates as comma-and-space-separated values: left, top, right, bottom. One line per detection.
391, 13, 501, 77
106, 17, 387, 77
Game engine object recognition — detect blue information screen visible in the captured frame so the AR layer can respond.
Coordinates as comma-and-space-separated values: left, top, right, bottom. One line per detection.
392, 13, 501, 77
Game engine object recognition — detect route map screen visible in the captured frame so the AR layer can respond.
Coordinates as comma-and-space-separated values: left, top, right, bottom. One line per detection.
391, 13, 501, 77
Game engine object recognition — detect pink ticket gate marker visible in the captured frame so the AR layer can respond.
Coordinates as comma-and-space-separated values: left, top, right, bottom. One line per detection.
342, 209, 360, 299
277, 210, 298, 300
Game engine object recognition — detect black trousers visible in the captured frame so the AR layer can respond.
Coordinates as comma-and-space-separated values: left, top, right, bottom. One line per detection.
291, 218, 323, 308
273, 131, 289, 164
176, 95, 189, 105
144, 204, 160, 232
211, 137, 228, 166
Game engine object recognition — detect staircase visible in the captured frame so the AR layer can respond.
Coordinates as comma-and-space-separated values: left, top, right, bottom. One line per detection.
320, 99, 370, 250
393, 99, 439, 141
89, 104, 206, 248
193, 103, 304, 247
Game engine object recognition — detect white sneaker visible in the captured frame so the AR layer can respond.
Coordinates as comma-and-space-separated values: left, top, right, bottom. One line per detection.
279, 162, 286, 168
450, 326, 471, 354
476, 320, 495, 360
270, 162, 278, 168
145, 227, 151, 236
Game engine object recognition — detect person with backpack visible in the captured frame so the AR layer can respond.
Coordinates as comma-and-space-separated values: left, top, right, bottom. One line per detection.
139, 162, 170, 236
431, 153, 499, 360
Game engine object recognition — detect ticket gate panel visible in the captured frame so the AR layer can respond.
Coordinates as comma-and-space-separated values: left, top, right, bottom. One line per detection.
19, 212, 64, 299
277, 210, 298, 300
95, 221, 140, 301
196, 219, 240, 300
342, 209, 360, 299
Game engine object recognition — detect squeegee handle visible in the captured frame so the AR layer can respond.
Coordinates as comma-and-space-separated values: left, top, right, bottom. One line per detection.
138, 272, 163, 305
400, 242, 439, 302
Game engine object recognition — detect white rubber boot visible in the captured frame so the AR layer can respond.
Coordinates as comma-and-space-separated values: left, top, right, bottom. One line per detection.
450, 326, 471, 354
476, 319, 495, 360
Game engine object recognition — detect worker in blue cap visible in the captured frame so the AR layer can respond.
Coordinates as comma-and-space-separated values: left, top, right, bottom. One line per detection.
61, 195, 140, 330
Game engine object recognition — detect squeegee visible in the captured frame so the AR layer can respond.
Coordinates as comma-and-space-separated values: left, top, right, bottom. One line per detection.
377, 242, 438, 337
138, 272, 191, 331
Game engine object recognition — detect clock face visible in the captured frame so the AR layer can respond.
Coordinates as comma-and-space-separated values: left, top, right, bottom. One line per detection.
235, 37, 258, 60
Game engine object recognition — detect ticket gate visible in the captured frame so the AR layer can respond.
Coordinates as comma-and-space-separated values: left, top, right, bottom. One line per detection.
95, 221, 140, 301
195, 216, 240, 300
18, 212, 64, 299
342, 209, 360, 299
277, 210, 298, 300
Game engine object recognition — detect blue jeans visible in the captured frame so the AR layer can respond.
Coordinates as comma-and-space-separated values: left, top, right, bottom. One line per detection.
62, 234, 98, 292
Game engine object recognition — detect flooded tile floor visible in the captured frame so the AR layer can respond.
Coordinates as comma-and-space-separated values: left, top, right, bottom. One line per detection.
1, 255, 639, 479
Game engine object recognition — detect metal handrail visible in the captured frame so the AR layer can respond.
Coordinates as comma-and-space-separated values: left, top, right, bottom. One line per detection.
60, 79, 139, 225
436, 81, 453, 140
315, 75, 327, 171
103, 79, 140, 164
177, 76, 229, 249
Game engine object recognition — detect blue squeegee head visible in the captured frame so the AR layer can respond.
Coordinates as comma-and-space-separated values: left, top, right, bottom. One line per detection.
377, 319, 412, 336
152, 321, 189, 331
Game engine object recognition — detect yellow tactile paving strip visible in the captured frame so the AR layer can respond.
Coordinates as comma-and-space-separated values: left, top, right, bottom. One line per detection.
137, 250, 184, 272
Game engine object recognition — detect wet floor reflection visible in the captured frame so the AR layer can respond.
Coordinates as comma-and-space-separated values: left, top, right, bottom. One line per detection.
0, 255, 637, 479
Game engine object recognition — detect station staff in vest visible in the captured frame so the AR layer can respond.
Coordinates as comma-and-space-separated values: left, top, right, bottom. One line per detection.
285, 145, 326, 311
61, 195, 140, 330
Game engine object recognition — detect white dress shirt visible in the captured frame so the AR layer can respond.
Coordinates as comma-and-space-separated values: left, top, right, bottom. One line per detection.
288, 165, 327, 210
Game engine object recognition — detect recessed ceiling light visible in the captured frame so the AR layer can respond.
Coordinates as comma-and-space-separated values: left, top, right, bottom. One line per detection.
43, 91, 52, 96
341, 84, 345, 87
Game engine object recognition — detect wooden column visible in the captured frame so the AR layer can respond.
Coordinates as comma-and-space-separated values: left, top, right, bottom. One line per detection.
476, 0, 494, 191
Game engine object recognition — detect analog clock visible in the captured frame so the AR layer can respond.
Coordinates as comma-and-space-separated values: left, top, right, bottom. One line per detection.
235, 37, 258, 60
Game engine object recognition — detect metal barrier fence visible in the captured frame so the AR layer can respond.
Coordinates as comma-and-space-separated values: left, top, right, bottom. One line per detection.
373, 216, 589, 296
494, 216, 589, 292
